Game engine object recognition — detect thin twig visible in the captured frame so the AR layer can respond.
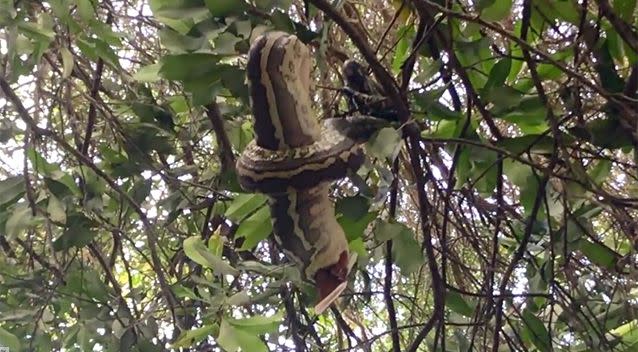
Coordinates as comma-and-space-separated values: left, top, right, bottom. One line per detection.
0, 76, 180, 327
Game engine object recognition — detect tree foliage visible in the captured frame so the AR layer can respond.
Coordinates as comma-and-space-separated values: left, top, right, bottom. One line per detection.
0, 0, 637, 351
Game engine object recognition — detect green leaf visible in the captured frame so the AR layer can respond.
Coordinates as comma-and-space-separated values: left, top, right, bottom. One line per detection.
160, 54, 222, 81
507, 46, 524, 83
76, 36, 120, 68
414, 86, 463, 121
374, 220, 405, 242
120, 328, 136, 352
484, 85, 522, 112
609, 320, 638, 346
216, 314, 282, 352
226, 290, 251, 306
130, 103, 174, 129
226, 313, 282, 335
613, 0, 637, 21
47, 195, 67, 224
502, 159, 541, 216
0, 0, 16, 26
218, 318, 267, 352
90, 21, 123, 46
473, 148, 498, 196
236, 206, 273, 250
366, 128, 402, 161
76, 0, 96, 22
208, 233, 224, 257
149, 0, 209, 19
534, 0, 580, 25
455, 37, 491, 87
391, 25, 415, 74
597, 40, 625, 93
588, 159, 612, 186
446, 291, 474, 317
224, 193, 268, 223
578, 239, 620, 270
569, 116, 633, 149
521, 309, 551, 351
423, 101, 462, 121
227, 121, 254, 153
236, 260, 285, 277
219, 66, 249, 100
213, 32, 242, 55
348, 237, 367, 262
183, 236, 239, 275
484, 58, 511, 91
159, 27, 207, 52
422, 119, 458, 138
60, 46, 74, 78
46, 173, 80, 197
5, 204, 34, 240
514, 49, 570, 92
454, 147, 472, 189
496, 96, 548, 132
18, 20, 55, 41
205, 0, 247, 17
171, 324, 217, 348
136, 339, 163, 352
271, 10, 296, 33
130, 178, 152, 205
0, 176, 25, 208
480, 0, 513, 21
133, 63, 162, 82
0, 326, 21, 352
335, 195, 370, 220
339, 211, 378, 241
28, 147, 60, 175
375, 221, 425, 274
496, 135, 555, 155
122, 122, 174, 156
52, 213, 99, 251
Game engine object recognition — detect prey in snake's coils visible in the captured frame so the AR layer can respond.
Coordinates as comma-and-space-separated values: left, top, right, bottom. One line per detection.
236, 31, 367, 313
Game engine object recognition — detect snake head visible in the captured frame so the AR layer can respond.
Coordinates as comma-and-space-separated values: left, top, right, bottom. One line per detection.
314, 250, 349, 314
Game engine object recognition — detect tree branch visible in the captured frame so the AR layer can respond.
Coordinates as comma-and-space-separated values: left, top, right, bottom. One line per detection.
385, 159, 401, 352
596, 0, 638, 55
206, 102, 236, 172
0, 76, 180, 327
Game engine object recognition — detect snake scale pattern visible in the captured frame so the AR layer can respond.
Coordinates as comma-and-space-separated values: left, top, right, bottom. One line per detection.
236, 31, 367, 313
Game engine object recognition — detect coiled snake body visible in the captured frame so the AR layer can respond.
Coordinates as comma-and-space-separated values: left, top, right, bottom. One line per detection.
236, 32, 365, 313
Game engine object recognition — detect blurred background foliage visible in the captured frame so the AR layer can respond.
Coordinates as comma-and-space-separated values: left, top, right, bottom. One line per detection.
0, 0, 637, 351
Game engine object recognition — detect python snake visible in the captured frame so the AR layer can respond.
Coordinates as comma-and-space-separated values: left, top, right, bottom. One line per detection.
236, 31, 369, 313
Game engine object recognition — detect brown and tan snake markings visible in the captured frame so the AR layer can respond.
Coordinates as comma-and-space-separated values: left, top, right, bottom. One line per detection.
237, 31, 366, 313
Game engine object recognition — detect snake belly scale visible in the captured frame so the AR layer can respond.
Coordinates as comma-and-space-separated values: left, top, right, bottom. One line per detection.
236, 31, 364, 313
